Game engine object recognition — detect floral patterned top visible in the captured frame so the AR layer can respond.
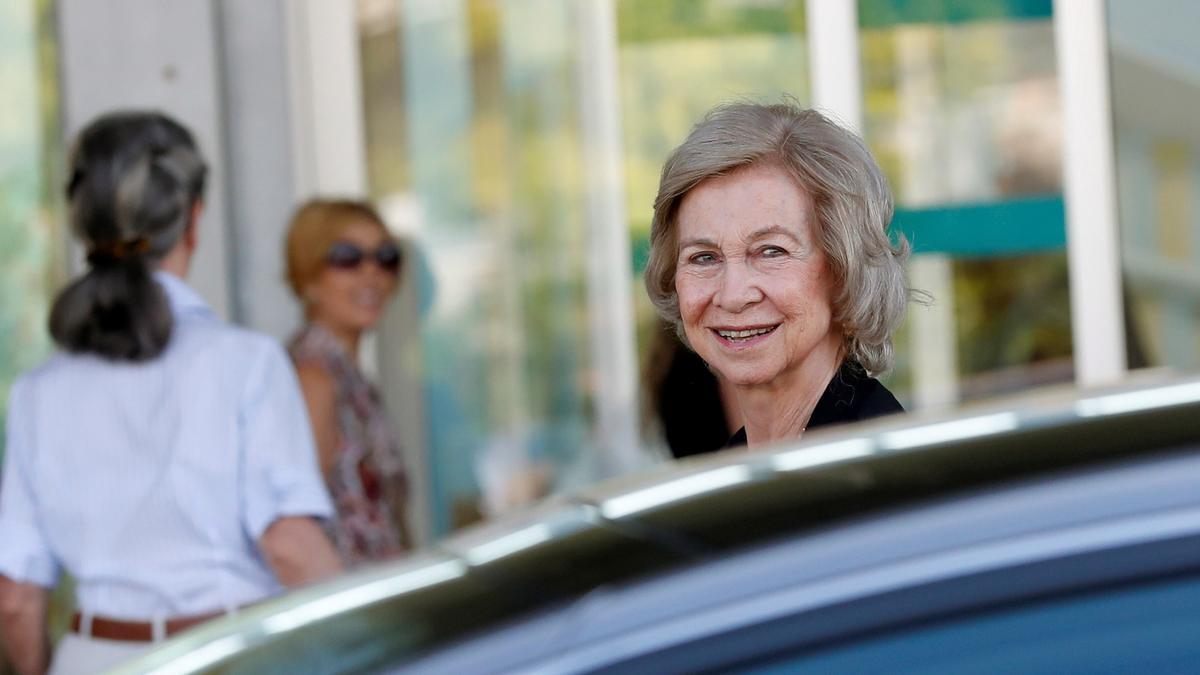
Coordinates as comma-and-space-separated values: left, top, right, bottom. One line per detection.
289, 324, 408, 566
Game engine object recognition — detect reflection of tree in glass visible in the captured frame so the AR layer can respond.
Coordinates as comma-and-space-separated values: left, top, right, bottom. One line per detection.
860, 9, 1072, 399
0, 0, 64, 461
0, 0, 72, 654
954, 254, 1073, 379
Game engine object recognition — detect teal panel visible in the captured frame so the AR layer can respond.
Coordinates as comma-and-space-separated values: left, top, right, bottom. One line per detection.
894, 195, 1065, 257
632, 234, 651, 275
859, 0, 1053, 28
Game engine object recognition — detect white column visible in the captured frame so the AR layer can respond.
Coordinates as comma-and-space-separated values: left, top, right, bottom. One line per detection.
57, 0, 231, 318
574, 0, 643, 475
216, 0, 302, 337
805, 0, 863, 133
1054, 0, 1127, 386
284, 0, 369, 198
907, 258, 960, 409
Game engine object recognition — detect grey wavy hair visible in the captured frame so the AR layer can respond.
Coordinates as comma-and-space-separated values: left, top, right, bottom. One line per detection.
644, 101, 911, 376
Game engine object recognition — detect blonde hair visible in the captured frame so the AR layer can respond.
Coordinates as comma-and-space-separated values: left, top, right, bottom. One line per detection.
644, 101, 911, 375
284, 198, 389, 297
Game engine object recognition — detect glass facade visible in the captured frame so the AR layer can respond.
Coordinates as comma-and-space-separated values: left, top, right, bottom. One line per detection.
359, 0, 614, 534
0, 0, 71, 660
1109, 0, 1200, 373
356, 0, 1087, 533
0, 0, 64, 461
617, 0, 810, 280
858, 0, 1071, 407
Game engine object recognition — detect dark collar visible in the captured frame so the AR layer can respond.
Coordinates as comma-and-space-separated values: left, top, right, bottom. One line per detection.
726, 362, 903, 448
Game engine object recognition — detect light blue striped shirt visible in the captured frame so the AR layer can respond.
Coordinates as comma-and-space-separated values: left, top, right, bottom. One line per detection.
0, 271, 333, 618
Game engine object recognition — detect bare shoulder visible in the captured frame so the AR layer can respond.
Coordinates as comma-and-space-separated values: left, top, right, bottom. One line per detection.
295, 361, 337, 401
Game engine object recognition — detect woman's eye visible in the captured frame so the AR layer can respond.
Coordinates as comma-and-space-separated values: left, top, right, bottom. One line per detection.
689, 252, 718, 265
760, 246, 787, 258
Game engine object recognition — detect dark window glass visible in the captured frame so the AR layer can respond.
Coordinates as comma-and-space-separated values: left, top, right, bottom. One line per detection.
739, 574, 1200, 674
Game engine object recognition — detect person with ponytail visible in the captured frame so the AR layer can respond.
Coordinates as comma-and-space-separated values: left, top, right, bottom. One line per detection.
0, 111, 342, 675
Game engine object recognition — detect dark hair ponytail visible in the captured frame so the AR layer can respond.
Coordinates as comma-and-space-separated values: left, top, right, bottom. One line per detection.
49, 111, 207, 361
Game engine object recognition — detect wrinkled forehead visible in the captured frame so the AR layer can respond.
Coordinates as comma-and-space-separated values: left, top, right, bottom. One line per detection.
675, 165, 816, 248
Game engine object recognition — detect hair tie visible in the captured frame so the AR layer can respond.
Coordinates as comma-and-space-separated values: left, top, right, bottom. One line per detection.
87, 237, 151, 266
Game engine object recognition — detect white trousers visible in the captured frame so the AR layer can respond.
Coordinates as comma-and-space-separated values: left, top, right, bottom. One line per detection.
48, 634, 153, 675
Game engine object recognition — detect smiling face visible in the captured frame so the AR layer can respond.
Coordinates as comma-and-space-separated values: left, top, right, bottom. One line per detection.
305, 218, 399, 337
674, 163, 843, 391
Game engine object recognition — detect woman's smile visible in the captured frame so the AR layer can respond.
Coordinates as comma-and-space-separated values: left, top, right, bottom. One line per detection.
711, 324, 780, 348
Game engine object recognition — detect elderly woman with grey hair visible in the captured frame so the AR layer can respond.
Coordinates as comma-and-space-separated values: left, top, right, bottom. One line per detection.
645, 101, 912, 449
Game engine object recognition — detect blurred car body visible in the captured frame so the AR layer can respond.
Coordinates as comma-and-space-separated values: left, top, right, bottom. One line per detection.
111, 376, 1200, 674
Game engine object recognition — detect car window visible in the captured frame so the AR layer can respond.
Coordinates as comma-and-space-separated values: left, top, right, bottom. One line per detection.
737, 573, 1200, 674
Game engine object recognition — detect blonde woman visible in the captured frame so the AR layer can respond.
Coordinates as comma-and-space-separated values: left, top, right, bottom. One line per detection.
285, 199, 411, 565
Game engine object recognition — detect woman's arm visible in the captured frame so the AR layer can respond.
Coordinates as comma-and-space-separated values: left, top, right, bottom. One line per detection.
295, 363, 340, 477
0, 576, 49, 675
259, 516, 343, 588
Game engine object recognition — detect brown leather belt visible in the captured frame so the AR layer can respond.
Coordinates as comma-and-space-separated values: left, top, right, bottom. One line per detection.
70, 610, 224, 642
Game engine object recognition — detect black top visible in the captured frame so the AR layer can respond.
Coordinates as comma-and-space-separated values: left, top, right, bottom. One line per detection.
656, 342, 733, 458
726, 362, 904, 448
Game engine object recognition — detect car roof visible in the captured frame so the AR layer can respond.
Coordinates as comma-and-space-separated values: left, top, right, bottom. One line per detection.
112, 375, 1200, 674
403, 448, 1200, 674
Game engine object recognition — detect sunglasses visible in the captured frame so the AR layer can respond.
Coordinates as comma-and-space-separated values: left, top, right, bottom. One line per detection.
325, 240, 402, 273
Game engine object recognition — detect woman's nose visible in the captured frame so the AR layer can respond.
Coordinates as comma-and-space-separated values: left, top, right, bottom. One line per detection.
713, 260, 763, 312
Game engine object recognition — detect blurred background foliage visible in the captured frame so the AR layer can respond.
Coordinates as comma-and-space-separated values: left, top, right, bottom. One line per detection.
0, 0, 64, 464
0, 0, 69, 668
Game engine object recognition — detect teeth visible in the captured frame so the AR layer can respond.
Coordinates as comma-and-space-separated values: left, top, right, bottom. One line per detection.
717, 327, 775, 339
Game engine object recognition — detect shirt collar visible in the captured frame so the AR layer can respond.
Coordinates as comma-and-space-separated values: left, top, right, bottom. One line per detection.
154, 270, 215, 318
